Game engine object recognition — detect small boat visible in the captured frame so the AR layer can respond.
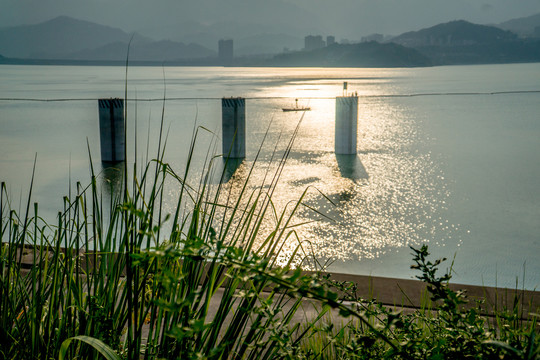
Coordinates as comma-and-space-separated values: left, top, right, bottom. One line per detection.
282, 99, 310, 112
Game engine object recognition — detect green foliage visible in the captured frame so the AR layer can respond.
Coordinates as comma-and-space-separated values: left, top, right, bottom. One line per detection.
303, 245, 540, 359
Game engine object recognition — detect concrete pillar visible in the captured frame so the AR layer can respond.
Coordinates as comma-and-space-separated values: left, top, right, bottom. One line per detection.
335, 96, 358, 155
98, 98, 125, 163
222, 97, 246, 158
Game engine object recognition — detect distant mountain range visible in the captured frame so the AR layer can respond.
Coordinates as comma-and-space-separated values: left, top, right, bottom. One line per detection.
389, 20, 540, 65
1, 14, 540, 67
0, 16, 214, 61
391, 20, 517, 47
497, 13, 540, 37
0, 16, 136, 59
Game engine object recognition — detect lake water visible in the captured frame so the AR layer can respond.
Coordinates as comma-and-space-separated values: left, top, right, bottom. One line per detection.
1, 63, 539, 289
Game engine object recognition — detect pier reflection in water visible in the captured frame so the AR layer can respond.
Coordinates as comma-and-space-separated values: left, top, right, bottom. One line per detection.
219, 158, 244, 184
335, 154, 369, 181
100, 162, 124, 204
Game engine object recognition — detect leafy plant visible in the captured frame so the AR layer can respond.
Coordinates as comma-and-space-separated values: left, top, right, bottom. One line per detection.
301, 245, 540, 359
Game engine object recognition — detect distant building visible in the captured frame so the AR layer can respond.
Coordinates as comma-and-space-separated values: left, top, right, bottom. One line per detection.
361, 33, 384, 43
304, 35, 325, 51
326, 36, 336, 46
218, 39, 233, 64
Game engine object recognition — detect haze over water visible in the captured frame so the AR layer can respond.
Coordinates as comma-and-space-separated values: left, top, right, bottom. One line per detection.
0, 63, 539, 289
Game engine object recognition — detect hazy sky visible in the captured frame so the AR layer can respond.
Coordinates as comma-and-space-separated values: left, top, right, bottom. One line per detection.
2, 0, 540, 40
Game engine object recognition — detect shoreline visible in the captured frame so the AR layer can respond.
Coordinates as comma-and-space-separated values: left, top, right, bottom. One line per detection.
15, 244, 540, 317
2, 57, 540, 68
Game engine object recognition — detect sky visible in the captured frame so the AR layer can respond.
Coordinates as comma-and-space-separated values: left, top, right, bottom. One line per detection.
2, 0, 540, 40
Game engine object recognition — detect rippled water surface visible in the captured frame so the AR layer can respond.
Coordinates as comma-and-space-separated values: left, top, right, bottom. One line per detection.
1, 64, 539, 289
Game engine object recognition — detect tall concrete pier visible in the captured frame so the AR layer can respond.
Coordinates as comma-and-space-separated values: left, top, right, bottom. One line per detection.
222, 97, 246, 158
335, 96, 358, 155
98, 98, 125, 163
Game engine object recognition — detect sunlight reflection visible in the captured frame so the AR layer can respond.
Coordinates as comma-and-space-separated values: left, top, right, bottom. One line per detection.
197, 79, 462, 268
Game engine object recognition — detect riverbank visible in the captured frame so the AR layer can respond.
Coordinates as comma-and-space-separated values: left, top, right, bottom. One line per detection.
15, 244, 539, 318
